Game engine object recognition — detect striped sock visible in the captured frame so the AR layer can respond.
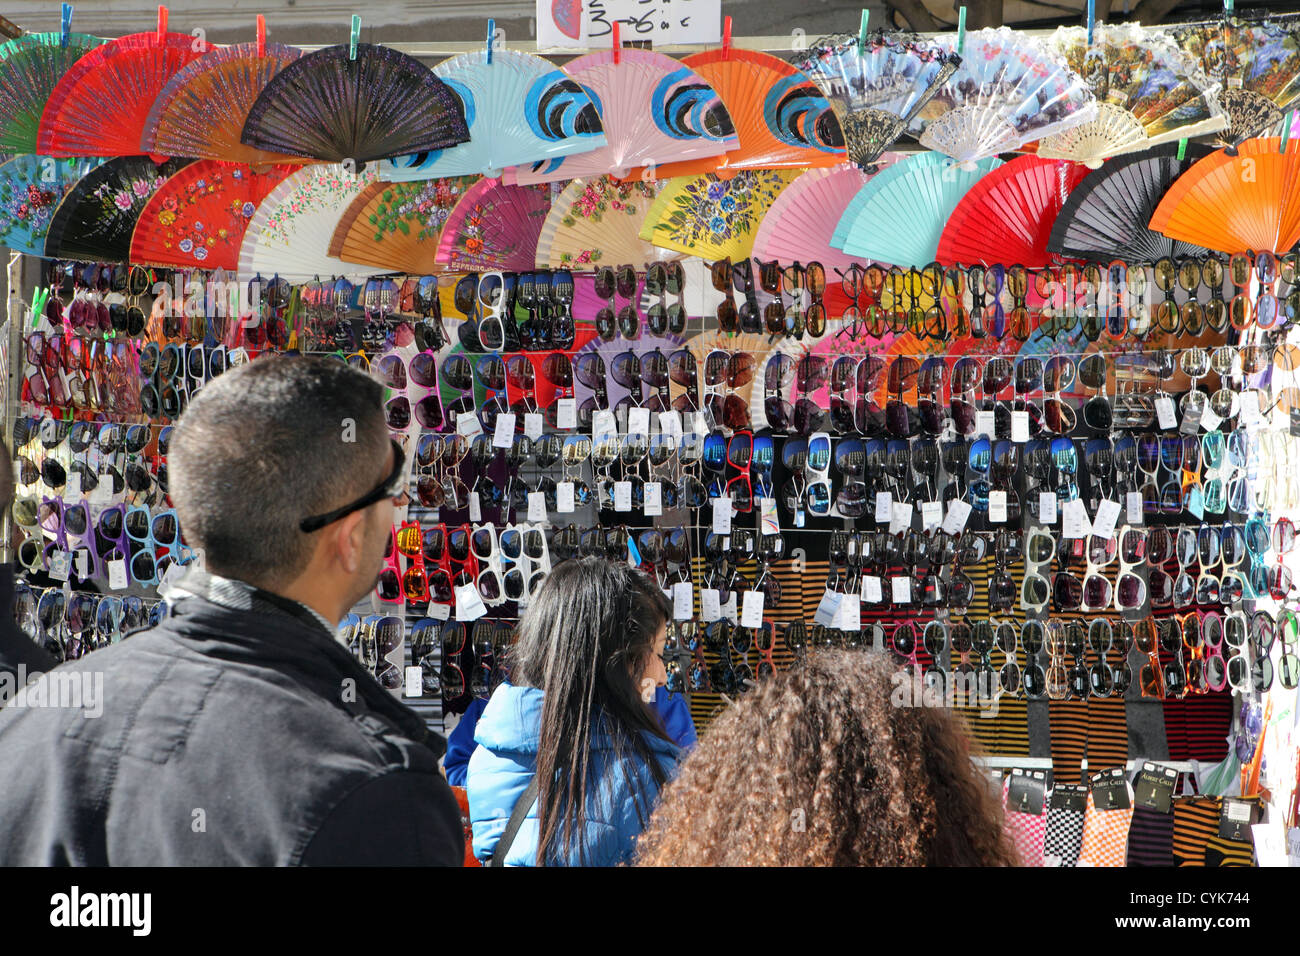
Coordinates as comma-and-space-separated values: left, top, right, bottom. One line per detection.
1172, 796, 1221, 867
1126, 806, 1175, 867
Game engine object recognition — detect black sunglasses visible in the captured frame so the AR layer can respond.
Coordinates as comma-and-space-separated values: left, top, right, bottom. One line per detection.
299, 439, 406, 533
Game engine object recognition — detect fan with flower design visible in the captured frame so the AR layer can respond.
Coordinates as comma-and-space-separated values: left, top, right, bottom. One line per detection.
534, 176, 679, 269
0, 155, 103, 256
328, 176, 478, 273
638, 169, 801, 262
434, 178, 553, 272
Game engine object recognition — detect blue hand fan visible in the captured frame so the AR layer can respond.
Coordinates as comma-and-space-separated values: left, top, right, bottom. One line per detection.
0, 155, 102, 256
380, 48, 606, 181
832, 151, 1001, 267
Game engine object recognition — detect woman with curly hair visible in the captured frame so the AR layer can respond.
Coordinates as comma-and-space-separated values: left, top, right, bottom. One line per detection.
635, 649, 1017, 866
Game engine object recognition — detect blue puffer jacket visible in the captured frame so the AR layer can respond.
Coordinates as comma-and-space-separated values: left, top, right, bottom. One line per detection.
467, 682, 680, 866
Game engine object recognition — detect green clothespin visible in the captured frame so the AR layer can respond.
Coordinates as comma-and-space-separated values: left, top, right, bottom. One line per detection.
1225, 0, 1235, 13
1086, 0, 1095, 45
349, 14, 360, 60
30, 286, 49, 329
957, 6, 967, 56
486, 18, 494, 64
1177, 138, 1188, 161
1283, 113, 1293, 154
858, 10, 870, 48
60, 4, 72, 48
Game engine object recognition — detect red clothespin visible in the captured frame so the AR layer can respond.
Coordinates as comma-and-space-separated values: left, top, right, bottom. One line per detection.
613, 20, 620, 64
256, 14, 266, 56
722, 15, 732, 55
157, 4, 168, 42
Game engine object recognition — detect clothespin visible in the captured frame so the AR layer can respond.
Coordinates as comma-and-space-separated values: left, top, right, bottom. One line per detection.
349, 14, 360, 60
1177, 138, 1188, 161
722, 15, 731, 56
156, 5, 168, 43
957, 6, 967, 56
1283, 112, 1293, 154
486, 18, 494, 64
256, 14, 266, 57
858, 10, 870, 48
612, 20, 620, 64
1086, 0, 1095, 45
60, 4, 72, 48
1225, 0, 1235, 13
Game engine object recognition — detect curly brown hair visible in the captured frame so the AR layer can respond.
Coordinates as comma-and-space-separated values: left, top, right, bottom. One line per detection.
635, 650, 1018, 866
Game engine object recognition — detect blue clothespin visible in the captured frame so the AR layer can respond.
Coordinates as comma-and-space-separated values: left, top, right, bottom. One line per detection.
349, 14, 360, 60
1086, 0, 1095, 45
1282, 113, 1293, 154
486, 18, 494, 64
957, 6, 967, 55
60, 4, 72, 48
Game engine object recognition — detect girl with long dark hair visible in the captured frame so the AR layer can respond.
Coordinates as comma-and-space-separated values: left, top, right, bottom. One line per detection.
466, 557, 679, 866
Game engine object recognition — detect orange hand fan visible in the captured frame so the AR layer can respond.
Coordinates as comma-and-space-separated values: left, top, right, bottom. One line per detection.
1149, 137, 1300, 254
328, 176, 478, 273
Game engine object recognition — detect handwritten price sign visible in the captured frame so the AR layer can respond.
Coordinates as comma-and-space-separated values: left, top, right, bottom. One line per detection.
538, 0, 721, 49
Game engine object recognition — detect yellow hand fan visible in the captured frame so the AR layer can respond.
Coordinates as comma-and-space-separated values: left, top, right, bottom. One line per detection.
533, 176, 682, 269
328, 176, 478, 273
638, 169, 800, 262
1149, 137, 1300, 254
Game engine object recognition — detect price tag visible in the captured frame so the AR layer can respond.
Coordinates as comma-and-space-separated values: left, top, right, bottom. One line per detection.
1155, 395, 1177, 430
492, 412, 517, 448
428, 602, 451, 621
1126, 490, 1143, 525
457, 410, 483, 437
891, 576, 912, 604
920, 500, 943, 532
814, 588, 842, 626
975, 410, 996, 438
613, 481, 633, 512
1199, 403, 1222, 433
192, 548, 206, 572
63, 470, 81, 500
107, 559, 128, 591
758, 496, 779, 536
1092, 499, 1121, 540
1039, 491, 1057, 524
91, 475, 113, 504
527, 491, 547, 522
48, 551, 71, 582
468, 492, 482, 522
75, 549, 91, 581
658, 410, 682, 440
988, 490, 1007, 523
556, 397, 577, 430
557, 482, 575, 513
942, 499, 972, 535
523, 413, 544, 440
1010, 410, 1030, 443
890, 501, 913, 535
644, 482, 663, 516
740, 590, 765, 628
861, 575, 883, 604
700, 588, 722, 623
1241, 393, 1263, 427
720, 592, 739, 625
712, 498, 732, 535
1179, 402, 1203, 435
1187, 486, 1205, 520
837, 595, 861, 632
627, 407, 651, 436
1061, 498, 1089, 539
454, 583, 487, 622
672, 581, 693, 621
592, 408, 617, 442
874, 491, 892, 524
404, 666, 423, 698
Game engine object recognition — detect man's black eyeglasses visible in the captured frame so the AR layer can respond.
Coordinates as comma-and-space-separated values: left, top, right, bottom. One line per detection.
300, 440, 407, 533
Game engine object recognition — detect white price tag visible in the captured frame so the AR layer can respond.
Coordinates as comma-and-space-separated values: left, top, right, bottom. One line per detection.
75, 549, 91, 581
942, 499, 972, 535
989, 490, 1007, 523
592, 409, 617, 442
740, 590, 765, 628
557, 482, 575, 513
627, 407, 651, 436
1039, 491, 1057, 524
91, 475, 113, 503
48, 551, 71, 582
1155, 396, 1177, 430
1011, 410, 1030, 443
107, 559, 128, 591
861, 575, 883, 604
1092, 499, 1122, 540
1126, 490, 1144, 525
556, 397, 577, 430
837, 595, 861, 632
975, 410, 996, 438
712, 498, 732, 534
758, 496, 779, 536
527, 491, 547, 522
454, 583, 487, 621
523, 413, 544, 440
468, 492, 482, 522
1241, 393, 1262, 427
720, 592, 739, 625
672, 581, 693, 621
492, 412, 517, 448
428, 602, 452, 621
700, 588, 722, 623
1061, 498, 1089, 539
920, 500, 943, 531
614, 480, 633, 512
658, 410, 682, 440
404, 665, 423, 698
191, 548, 206, 572
814, 588, 842, 626
644, 482, 663, 516
63, 471, 81, 500
1199, 404, 1222, 433
891, 576, 912, 604
874, 491, 892, 524
457, 410, 483, 437
890, 501, 913, 535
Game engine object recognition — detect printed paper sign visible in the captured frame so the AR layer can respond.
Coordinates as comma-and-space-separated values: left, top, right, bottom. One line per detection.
537, 0, 722, 50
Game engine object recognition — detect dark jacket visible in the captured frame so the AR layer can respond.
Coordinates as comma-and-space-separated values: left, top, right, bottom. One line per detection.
0, 564, 57, 693
0, 570, 464, 866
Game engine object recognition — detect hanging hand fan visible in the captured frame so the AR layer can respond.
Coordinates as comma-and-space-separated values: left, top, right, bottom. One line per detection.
238, 163, 388, 281
142, 23, 306, 166
752, 160, 901, 273
936, 155, 1090, 267
638, 169, 800, 261
240, 43, 470, 166
0, 155, 103, 256
833, 151, 1002, 267
1149, 137, 1300, 254
792, 30, 959, 170
0, 31, 105, 153
329, 176, 477, 273
1048, 142, 1213, 261
44, 156, 193, 262
534, 176, 678, 269
1171, 15, 1300, 150
1032, 24, 1224, 168
434, 178, 552, 272
379, 48, 605, 181
909, 26, 1097, 168
504, 47, 735, 185
129, 161, 295, 270
38, 12, 211, 158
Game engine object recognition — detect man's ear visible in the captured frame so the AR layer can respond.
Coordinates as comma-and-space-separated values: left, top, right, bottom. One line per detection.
333, 510, 368, 575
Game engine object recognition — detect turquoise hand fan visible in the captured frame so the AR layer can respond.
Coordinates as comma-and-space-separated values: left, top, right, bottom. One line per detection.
832, 151, 1001, 267
0, 154, 102, 256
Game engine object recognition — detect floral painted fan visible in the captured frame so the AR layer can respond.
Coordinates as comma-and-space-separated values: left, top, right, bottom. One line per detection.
0, 155, 103, 256
909, 26, 1097, 168
1171, 15, 1300, 151
534, 176, 678, 269
792, 30, 959, 170
379, 48, 605, 181
504, 48, 735, 185
0, 31, 105, 153
241, 43, 470, 166
129, 161, 295, 270
43, 156, 193, 262
142, 21, 306, 167
434, 178, 553, 272
638, 169, 800, 261
1035, 23, 1225, 168
329, 176, 477, 273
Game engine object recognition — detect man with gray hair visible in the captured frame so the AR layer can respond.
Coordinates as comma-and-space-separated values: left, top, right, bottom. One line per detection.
0, 356, 464, 865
